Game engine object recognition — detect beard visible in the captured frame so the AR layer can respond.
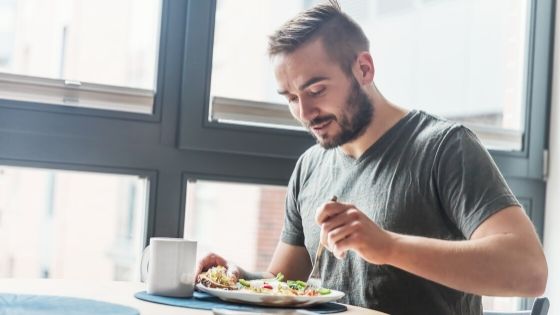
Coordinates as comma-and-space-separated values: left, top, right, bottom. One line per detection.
306, 78, 374, 149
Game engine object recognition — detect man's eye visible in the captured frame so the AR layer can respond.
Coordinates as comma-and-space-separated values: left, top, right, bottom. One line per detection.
288, 96, 299, 103
309, 87, 325, 96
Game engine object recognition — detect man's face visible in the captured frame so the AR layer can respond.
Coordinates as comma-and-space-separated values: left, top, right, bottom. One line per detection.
273, 39, 373, 149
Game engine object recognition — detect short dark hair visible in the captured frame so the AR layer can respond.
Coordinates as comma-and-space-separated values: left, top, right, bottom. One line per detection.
268, 0, 369, 75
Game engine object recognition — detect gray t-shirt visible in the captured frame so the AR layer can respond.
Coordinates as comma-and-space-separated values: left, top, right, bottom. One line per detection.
281, 110, 519, 315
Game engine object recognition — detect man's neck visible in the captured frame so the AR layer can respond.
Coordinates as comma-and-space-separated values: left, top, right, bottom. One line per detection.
339, 93, 409, 159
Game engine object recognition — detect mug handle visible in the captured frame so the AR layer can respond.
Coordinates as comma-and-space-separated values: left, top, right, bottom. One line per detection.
140, 245, 150, 282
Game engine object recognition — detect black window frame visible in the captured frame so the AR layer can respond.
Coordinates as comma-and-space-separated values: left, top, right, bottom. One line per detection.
0, 0, 554, 275
177, 0, 555, 241
178, 0, 554, 178
0, 0, 298, 245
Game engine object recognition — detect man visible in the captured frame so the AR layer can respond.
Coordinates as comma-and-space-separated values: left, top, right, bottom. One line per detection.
197, 1, 547, 314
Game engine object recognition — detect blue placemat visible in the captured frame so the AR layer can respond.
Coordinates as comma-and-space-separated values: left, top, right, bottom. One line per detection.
0, 293, 139, 315
135, 291, 347, 314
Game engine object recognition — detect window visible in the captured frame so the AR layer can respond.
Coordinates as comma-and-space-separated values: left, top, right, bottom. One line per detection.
0, 0, 161, 113
184, 180, 287, 271
209, 0, 529, 151
362, 0, 529, 151
0, 0, 296, 266
0, 166, 148, 280
209, 1, 304, 130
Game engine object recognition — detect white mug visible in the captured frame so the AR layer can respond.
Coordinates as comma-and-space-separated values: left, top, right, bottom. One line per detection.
141, 237, 197, 297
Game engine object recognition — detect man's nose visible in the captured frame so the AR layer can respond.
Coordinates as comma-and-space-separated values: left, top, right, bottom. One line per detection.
298, 96, 317, 123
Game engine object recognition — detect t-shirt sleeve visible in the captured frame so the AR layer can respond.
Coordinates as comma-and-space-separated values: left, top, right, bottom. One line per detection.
435, 127, 520, 239
280, 158, 305, 246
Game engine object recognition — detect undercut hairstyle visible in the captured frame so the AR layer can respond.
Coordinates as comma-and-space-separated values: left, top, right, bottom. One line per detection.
268, 0, 369, 76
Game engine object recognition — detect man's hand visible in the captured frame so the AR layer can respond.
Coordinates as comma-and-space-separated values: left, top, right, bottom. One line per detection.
195, 252, 241, 280
315, 199, 395, 264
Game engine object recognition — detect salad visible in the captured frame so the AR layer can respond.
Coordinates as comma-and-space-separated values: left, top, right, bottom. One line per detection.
197, 265, 332, 296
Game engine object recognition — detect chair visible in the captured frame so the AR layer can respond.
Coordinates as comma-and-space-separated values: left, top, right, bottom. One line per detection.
484, 297, 549, 315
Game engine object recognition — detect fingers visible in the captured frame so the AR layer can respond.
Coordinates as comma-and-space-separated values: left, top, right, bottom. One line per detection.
332, 233, 358, 258
319, 207, 356, 247
315, 200, 353, 224
326, 220, 361, 250
319, 207, 362, 243
322, 208, 361, 233
317, 205, 364, 259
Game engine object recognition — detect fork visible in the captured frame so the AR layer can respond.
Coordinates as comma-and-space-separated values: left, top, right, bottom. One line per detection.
306, 243, 325, 289
307, 196, 337, 289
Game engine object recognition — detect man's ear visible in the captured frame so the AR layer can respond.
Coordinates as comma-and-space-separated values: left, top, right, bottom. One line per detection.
353, 52, 374, 85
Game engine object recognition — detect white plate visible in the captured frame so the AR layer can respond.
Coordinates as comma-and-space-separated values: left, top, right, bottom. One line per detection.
196, 283, 345, 307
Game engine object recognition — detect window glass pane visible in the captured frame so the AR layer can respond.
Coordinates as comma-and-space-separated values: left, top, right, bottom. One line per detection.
482, 296, 524, 313
0, 166, 148, 281
360, 0, 528, 151
184, 180, 286, 271
210, 0, 529, 151
0, 0, 160, 90
210, 1, 302, 129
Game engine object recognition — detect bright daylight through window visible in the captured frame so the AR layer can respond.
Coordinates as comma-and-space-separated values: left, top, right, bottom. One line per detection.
210, 0, 529, 151
0, 0, 161, 113
184, 180, 287, 271
0, 166, 148, 281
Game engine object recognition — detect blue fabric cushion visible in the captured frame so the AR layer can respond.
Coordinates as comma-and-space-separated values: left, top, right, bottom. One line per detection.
135, 291, 347, 314
0, 293, 139, 315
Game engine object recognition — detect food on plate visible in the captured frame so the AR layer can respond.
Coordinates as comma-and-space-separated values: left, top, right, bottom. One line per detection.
197, 265, 238, 289
197, 266, 333, 296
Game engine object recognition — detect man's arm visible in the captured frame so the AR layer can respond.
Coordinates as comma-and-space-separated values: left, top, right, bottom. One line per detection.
267, 241, 313, 281
319, 202, 547, 296
385, 206, 547, 296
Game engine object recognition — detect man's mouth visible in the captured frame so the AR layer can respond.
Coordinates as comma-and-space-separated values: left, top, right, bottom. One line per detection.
311, 119, 333, 133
